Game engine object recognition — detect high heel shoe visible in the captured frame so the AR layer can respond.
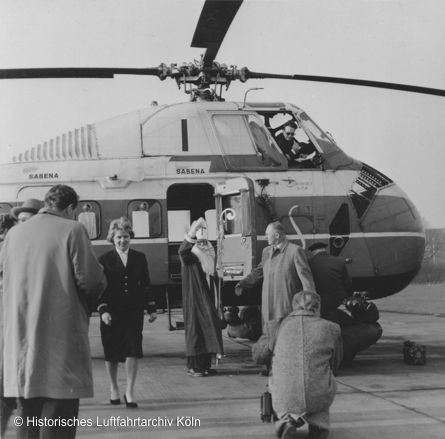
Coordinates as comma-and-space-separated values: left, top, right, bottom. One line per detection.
124, 394, 138, 408
110, 398, 121, 405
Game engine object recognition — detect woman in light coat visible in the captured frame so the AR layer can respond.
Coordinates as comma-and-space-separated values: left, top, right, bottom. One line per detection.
271, 291, 343, 439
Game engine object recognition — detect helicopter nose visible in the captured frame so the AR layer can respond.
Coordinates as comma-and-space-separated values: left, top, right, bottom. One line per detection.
357, 183, 425, 298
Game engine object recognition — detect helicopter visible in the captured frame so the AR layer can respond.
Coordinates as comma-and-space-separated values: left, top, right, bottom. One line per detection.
1, 0, 443, 328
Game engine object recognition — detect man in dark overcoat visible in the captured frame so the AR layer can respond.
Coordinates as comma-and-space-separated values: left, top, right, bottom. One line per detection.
307, 242, 352, 323
178, 217, 223, 377
308, 242, 382, 363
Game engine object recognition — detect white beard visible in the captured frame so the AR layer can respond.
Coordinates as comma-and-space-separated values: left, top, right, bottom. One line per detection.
191, 242, 216, 276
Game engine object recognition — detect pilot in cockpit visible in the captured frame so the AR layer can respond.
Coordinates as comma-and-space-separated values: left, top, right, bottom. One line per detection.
274, 122, 317, 168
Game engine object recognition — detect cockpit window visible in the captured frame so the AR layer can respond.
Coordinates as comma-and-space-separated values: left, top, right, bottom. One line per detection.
0, 203, 12, 218
247, 115, 284, 166
258, 111, 321, 168
212, 113, 285, 169
299, 112, 341, 154
253, 106, 361, 170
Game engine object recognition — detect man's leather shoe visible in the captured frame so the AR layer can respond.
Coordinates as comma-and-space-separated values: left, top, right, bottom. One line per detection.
308, 425, 329, 439
280, 422, 298, 439
187, 368, 205, 377
276, 417, 304, 439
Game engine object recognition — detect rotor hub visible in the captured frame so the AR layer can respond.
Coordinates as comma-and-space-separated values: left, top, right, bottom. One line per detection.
156, 60, 251, 100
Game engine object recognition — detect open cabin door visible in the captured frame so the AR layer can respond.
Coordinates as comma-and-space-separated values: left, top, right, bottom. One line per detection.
214, 177, 256, 282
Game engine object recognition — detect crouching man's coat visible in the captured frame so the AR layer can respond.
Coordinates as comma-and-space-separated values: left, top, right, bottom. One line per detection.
270, 310, 342, 430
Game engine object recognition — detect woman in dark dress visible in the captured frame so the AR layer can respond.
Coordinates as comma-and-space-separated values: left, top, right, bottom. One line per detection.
98, 217, 157, 407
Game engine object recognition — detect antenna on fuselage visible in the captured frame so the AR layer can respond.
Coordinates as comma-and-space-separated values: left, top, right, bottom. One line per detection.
243, 87, 263, 108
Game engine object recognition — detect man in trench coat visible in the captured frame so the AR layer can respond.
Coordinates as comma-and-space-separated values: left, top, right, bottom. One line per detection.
235, 221, 315, 324
1, 185, 106, 438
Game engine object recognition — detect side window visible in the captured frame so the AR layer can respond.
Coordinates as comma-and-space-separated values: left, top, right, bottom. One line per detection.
221, 195, 243, 235
204, 209, 217, 240
127, 200, 161, 238
220, 191, 253, 237
247, 115, 283, 166
75, 201, 101, 240
142, 118, 182, 155
0, 203, 13, 217
299, 112, 340, 154
213, 114, 254, 155
212, 113, 286, 170
0, 204, 14, 236
265, 112, 294, 135
294, 126, 312, 144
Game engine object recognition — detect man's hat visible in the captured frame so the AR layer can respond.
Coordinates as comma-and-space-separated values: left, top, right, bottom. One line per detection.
11, 198, 44, 219
308, 242, 328, 252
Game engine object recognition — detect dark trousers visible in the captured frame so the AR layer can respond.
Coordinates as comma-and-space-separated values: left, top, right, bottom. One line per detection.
187, 353, 212, 370
15, 397, 79, 439
1, 396, 17, 436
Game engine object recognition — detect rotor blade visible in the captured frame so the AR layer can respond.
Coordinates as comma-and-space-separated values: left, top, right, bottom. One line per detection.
191, 0, 243, 67
245, 71, 445, 97
0, 67, 161, 80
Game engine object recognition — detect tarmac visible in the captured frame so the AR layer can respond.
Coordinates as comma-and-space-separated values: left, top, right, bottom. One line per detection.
4, 283, 445, 438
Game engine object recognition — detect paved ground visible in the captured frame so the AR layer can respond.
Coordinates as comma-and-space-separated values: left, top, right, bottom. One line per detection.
4, 283, 445, 438
377, 282, 445, 316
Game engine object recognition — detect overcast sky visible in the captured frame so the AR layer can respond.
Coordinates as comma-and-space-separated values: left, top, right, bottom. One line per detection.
1, 0, 444, 227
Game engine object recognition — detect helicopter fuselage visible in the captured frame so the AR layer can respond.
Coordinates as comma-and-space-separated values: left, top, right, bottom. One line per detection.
0, 101, 425, 304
